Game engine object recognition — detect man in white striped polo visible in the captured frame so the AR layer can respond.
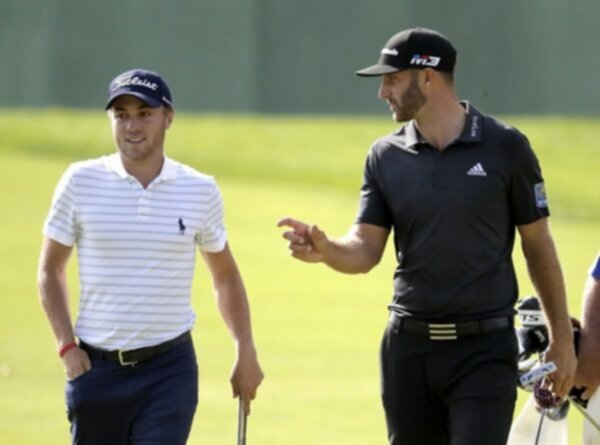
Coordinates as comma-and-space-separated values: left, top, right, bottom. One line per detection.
37, 68, 264, 444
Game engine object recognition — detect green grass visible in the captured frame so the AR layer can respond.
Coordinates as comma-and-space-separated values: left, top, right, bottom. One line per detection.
0, 110, 598, 444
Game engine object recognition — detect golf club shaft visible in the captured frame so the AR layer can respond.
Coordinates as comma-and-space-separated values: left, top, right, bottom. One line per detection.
237, 398, 247, 445
567, 396, 600, 433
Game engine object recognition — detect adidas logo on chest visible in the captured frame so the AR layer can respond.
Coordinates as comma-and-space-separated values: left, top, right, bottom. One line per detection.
467, 162, 487, 177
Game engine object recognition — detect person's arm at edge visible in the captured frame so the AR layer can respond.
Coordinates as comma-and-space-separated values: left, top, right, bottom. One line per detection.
37, 237, 91, 380
517, 217, 577, 398
201, 243, 264, 415
575, 266, 600, 399
277, 218, 390, 274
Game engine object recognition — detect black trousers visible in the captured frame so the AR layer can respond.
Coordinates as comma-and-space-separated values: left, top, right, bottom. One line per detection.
380, 321, 518, 445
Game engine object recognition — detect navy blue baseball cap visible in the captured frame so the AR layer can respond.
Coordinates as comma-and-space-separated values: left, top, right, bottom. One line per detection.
356, 28, 457, 77
105, 69, 174, 109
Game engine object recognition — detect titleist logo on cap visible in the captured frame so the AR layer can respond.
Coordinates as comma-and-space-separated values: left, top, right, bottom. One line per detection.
105, 68, 173, 109
112, 76, 158, 92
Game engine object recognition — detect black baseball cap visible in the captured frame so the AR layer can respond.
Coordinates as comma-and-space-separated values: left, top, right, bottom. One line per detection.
105, 69, 174, 109
356, 27, 457, 77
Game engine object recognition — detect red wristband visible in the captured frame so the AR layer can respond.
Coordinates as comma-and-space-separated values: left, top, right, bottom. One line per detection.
58, 342, 78, 358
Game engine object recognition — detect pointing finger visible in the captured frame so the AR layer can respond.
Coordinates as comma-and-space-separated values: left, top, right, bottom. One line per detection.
277, 217, 297, 228
277, 217, 309, 232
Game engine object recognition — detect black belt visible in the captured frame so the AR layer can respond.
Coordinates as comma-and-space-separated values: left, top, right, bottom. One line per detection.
389, 312, 512, 340
80, 331, 192, 366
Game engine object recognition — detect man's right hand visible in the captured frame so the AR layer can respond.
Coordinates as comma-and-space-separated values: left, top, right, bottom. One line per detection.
62, 347, 92, 381
574, 333, 600, 400
277, 217, 329, 263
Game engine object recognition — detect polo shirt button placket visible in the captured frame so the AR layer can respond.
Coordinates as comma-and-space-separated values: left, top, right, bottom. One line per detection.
432, 152, 449, 189
434, 168, 448, 189
138, 192, 151, 219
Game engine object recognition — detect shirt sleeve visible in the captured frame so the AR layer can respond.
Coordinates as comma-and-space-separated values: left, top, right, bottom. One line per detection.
195, 179, 227, 252
42, 165, 80, 246
355, 146, 393, 229
508, 131, 551, 225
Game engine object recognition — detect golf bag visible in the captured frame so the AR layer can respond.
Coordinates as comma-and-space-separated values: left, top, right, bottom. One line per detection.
508, 296, 600, 445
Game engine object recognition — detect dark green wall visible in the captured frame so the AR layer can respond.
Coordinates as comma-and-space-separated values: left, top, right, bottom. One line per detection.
1, 0, 599, 114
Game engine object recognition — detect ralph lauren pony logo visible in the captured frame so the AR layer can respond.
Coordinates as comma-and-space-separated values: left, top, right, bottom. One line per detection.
178, 218, 186, 235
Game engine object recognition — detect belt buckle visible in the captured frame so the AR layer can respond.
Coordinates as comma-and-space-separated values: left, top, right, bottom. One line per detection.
118, 350, 138, 366
428, 323, 458, 340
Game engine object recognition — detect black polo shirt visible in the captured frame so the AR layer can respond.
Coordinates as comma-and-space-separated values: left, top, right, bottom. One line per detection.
356, 102, 549, 321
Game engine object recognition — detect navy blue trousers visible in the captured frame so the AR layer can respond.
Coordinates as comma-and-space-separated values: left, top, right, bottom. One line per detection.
380, 323, 518, 445
65, 339, 198, 445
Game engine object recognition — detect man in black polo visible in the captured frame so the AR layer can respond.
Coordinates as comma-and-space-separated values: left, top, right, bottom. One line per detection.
278, 27, 576, 444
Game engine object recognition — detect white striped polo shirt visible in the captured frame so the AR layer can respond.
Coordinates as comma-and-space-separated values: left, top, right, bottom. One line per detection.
43, 153, 227, 350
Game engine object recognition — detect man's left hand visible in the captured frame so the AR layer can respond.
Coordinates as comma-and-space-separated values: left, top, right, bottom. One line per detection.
230, 347, 264, 415
544, 340, 577, 399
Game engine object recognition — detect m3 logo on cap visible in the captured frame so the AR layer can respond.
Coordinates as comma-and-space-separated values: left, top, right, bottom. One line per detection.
410, 54, 441, 67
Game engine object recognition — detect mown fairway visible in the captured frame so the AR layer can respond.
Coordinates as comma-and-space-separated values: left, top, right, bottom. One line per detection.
0, 111, 598, 444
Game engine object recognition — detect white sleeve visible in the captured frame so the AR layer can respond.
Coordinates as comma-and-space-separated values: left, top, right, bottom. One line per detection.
42, 165, 80, 246
195, 179, 227, 252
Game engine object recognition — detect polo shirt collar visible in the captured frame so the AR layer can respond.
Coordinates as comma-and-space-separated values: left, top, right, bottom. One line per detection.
456, 101, 483, 144
403, 100, 483, 150
104, 153, 179, 183
157, 156, 178, 182
105, 153, 130, 179
404, 120, 424, 149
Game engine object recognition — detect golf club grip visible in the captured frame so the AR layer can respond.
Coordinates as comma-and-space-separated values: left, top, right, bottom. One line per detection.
237, 398, 247, 445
